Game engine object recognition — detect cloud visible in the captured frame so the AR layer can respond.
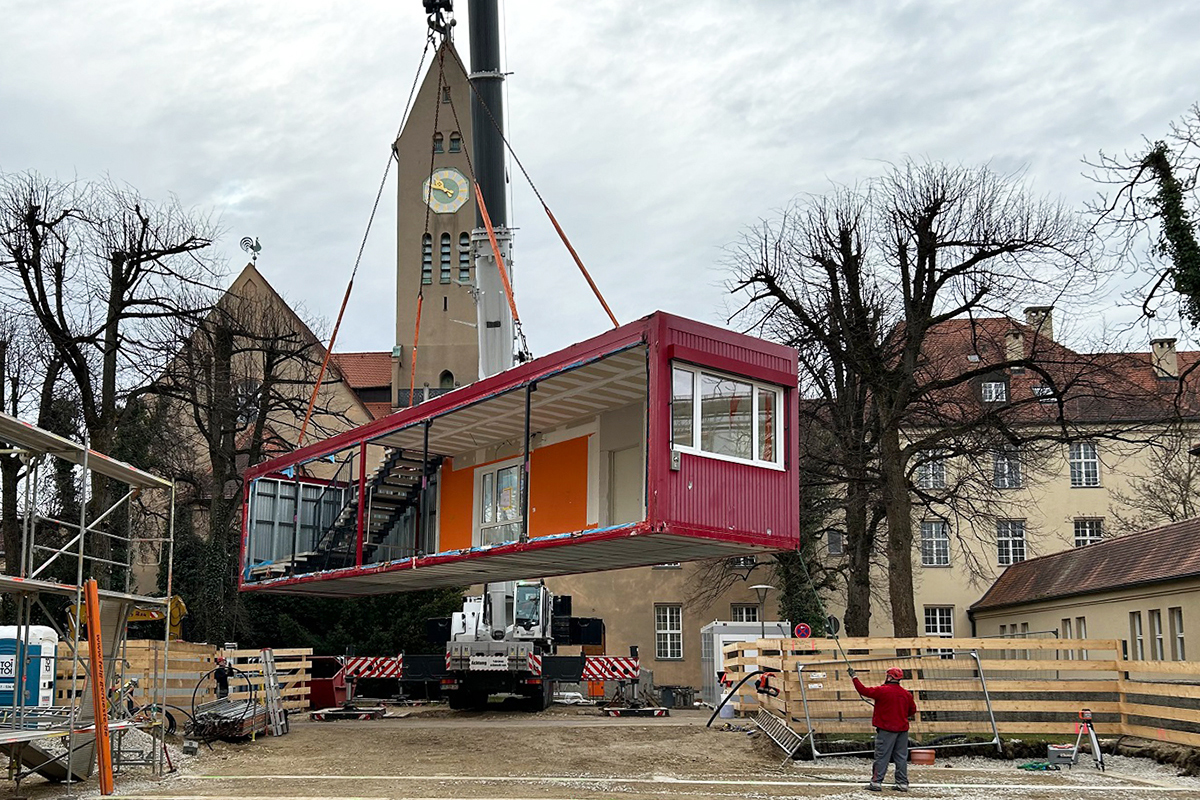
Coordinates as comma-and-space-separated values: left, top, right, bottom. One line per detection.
4, 0, 1199, 360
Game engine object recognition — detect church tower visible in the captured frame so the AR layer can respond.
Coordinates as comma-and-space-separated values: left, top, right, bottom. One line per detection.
392, 39, 479, 406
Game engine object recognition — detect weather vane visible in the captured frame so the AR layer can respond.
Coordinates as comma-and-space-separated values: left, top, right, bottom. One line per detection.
239, 236, 262, 263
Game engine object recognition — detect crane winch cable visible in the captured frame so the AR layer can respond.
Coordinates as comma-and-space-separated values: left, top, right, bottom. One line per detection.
442, 45, 620, 329
297, 33, 435, 446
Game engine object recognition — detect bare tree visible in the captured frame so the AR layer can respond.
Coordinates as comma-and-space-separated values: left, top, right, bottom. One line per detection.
1108, 423, 1200, 532
728, 161, 1095, 635
148, 286, 354, 641
0, 171, 221, 585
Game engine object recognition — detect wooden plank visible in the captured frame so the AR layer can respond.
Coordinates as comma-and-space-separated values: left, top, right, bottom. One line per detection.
1124, 724, 1200, 747
1117, 660, 1200, 676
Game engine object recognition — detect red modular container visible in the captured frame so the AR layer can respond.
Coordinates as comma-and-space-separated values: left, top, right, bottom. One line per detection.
240, 311, 799, 597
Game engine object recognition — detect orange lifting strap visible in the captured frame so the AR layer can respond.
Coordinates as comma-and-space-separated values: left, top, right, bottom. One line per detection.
409, 292, 425, 402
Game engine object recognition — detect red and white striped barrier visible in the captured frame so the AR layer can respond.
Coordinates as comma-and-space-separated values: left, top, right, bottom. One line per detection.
343, 655, 404, 679
581, 656, 640, 681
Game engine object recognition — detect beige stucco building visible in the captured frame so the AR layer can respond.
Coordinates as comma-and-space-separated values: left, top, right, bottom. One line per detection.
826, 308, 1200, 644
971, 517, 1199, 662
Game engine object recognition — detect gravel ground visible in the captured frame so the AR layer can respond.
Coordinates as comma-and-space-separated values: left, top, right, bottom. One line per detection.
3, 707, 1197, 799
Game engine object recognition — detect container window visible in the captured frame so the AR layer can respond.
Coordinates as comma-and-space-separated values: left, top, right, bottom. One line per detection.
479, 461, 522, 546
671, 363, 783, 469
671, 367, 694, 448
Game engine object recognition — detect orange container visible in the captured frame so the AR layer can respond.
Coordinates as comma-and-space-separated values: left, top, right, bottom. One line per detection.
909, 749, 936, 765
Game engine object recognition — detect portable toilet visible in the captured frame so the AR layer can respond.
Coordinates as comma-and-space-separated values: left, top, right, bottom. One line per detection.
0, 626, 58, 708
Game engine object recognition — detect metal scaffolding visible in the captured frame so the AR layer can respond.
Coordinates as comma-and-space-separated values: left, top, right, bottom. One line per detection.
0, 412, 176, 789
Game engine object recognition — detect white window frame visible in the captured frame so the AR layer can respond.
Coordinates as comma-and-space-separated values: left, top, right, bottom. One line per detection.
1074, 518, 1103, 547
655, 604, 683, 660
1150, 609, 1165, 661
916, 450, 948, 490
920, 520, 950, 567
670, 363, 784, 470
992, 447, 1021, 489
982, 381, 1007, 402
1170, 607, 1185, 661
1130, 611, 1145, 661
1076, 616, 1089, 660
1069, 441, 1101, 488
473, 457, 524, 547
730, 604, 759, 623
924, 606, 954, 659
1033, 384, 1055, 403
997, 519, 1026, 565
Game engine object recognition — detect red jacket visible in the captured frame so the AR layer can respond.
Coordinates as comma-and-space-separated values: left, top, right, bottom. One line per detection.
852, 677, 917, 732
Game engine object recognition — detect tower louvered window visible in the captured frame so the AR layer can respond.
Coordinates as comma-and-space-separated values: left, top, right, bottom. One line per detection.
458, 233, 471, 282
440, 233, 451, 284
421, 234, 433, 285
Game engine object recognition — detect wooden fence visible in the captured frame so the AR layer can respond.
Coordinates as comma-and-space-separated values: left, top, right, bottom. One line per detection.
723, 637, 1200, 749
55, 641, 312, 713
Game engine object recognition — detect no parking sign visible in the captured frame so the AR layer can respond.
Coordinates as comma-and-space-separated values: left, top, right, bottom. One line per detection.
794, 622, 812, 638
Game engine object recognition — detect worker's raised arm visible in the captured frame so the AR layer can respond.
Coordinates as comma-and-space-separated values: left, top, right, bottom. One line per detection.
849, 671, 882, 699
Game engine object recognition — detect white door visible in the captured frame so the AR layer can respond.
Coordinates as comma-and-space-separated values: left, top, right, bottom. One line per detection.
608, 446, 643, 525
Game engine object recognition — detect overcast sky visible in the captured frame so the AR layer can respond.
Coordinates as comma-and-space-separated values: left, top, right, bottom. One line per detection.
5, 0, 1200, 358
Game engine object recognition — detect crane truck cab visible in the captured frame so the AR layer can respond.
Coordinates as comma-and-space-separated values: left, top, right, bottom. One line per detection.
442, 581, 593, 711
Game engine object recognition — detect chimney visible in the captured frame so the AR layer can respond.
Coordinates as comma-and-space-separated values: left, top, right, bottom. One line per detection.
1024, 306, 1054, 342
1005, 328, 1024, 363
1151, 337, 1179, 379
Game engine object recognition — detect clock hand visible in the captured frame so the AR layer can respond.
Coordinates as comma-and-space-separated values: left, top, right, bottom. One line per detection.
429, 178, 456, 198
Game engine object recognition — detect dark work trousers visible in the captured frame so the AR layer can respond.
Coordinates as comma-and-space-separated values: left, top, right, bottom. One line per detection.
871, 728, 909, 786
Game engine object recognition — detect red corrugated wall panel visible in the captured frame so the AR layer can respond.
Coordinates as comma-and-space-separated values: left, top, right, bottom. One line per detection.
648, 315, 800, 548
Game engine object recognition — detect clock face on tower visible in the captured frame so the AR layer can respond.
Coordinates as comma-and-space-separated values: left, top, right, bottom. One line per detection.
422, 167, 470, 214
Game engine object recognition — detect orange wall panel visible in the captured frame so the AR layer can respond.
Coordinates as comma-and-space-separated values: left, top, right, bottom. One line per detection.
529, 436, 591, 537
437, 435, 592, 552
439, 457, 475, 551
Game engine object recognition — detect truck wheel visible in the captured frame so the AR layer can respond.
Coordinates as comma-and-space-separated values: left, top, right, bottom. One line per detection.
447, 691, 470, 710
526, 681, 553, 712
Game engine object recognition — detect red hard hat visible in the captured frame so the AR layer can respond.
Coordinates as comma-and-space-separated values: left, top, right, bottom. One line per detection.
886, 667, 904, 681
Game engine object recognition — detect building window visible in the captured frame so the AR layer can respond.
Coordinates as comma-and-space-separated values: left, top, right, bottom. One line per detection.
1069, 441, 1100, 487
1074, 518, 1103, 547
655, 604, 683, 660
920, 520, 950, 567
442, 86, 451, 103
449, 132, 462, 153
669, 363, 783, 469
421, 234, 433, 285
924, 606, 954, 658
477, 460, 522, 546
993, 446, 1021, 489
982, 381, 1007, 402
458, 233, 471, 282
1077, 616, 1088, 660
1033, 384, 1055, 403
997, 519, 1026, 565
433, 132, 444, 153
1130, 611, 1145, 661
916, 450, 947, 489
1060, 618, 1074, 660
1169, 607, 1185, 661
439, 370, 454, 390
440, 233, 452, 284
731, 604, 758, 623
1150, 609, 1165, 660
826, 529, 845, 556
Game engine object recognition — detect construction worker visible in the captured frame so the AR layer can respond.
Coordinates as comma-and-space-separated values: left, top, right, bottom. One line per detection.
214, 657, 231, 699
848, 666, 917, 792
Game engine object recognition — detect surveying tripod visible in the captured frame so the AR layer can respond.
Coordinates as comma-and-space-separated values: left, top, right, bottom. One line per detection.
1072, 709, 1105, 770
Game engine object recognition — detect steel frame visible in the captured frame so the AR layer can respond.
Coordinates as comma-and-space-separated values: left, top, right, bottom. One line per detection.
796, 651, 1002, 758
0, 412, 176, 789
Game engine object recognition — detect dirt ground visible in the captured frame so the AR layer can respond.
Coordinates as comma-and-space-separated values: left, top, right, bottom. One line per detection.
9, 706, 1200, 800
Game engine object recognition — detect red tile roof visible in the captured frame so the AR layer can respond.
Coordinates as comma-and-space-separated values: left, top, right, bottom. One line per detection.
914, 317, 1200, 424
971, 517, 1200, 611
364, 402, 394, 420
331, 352, 392, 389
